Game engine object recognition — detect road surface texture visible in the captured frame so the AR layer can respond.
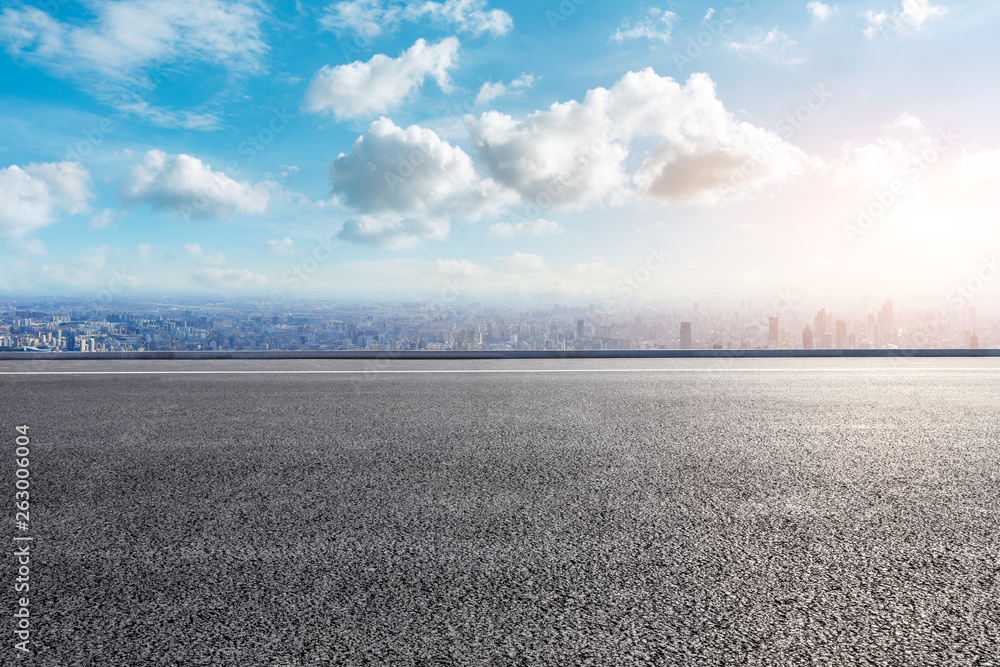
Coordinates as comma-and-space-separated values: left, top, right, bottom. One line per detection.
1, 358, 998, 665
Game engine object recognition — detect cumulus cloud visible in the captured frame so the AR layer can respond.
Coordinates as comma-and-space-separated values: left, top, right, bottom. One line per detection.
832, 122, 958, 186
120, 150, 270, 219
611, 8, 677, 43
728, 28, 805, 64
330, 118, 514, 246
475, 73, 536, 106
469, 69, 812, 209
192, 267, 268, 288
320, 0, 512, 39
0, 161, 92, 237
488, 218, 563, 238
267, 238, 296, 254
863, 0, 946, 38
304, 38, 459, 119
807, 2, 835, 21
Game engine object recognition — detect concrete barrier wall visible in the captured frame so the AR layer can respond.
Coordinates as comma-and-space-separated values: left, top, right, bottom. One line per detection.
2, 349, 999, 361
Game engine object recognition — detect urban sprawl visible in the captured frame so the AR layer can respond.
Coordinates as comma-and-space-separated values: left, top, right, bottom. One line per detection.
0, 297, 988, 352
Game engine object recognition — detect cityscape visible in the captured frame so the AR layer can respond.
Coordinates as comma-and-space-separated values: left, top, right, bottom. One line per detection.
0, 296, 988, 353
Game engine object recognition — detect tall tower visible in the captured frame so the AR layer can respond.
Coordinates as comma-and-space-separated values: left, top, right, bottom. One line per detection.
768, 317, 779, 348
680, 322, 692, 350
802, 325, 814, 349
835, 320, 848, 349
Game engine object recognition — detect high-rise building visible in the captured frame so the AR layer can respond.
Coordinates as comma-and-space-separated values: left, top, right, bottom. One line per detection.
577, 319, 585, 337
835, 320, 848, 348
768, 317, 779, 348
813, 309, 828, 346
970, 332, 980, 349
802, 325, 814, 349
680, 322, 692, 350
822, 332, 833, 349
878, 301, 894, 327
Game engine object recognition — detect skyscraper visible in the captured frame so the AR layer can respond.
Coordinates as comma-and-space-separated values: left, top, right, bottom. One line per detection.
835, 320, 848, 348
813, 309, 828, 347
680, 322, 692, 350
768, 317, 779, 348
803, 325, 814, 349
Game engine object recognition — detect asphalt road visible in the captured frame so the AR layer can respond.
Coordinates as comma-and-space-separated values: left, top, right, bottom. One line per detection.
2, 359, 998, 665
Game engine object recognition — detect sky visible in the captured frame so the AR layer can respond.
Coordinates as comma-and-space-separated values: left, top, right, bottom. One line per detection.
1, 0, 999, 308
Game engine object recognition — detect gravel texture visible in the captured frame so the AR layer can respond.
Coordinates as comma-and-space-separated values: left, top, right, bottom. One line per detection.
1, 359, 999, 665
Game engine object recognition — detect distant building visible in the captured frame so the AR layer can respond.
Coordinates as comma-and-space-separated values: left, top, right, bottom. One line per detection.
803, 325, 814, 349
821, 332, 833, 349
768, 317, 779, 348
835, 320, 848, 349
970, 332, 980, 349
680, 322, 692, 350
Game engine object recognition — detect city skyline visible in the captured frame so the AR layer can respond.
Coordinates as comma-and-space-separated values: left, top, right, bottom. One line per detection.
0, 293, 987, 353
2, 1, 1000, 304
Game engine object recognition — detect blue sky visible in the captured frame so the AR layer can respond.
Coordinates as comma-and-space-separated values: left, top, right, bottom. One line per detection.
1, 0, 999, 307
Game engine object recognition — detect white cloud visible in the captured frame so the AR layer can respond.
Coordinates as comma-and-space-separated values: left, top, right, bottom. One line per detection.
704, 8, 716, 21
305, 38, 459, 119
476, 81, 507, 106
0, 161, 92, 237
120, 150, 270, 219
112, 100, 222, 131
611, 8, 677, 43
433, 258, 490, 279
330, 118, 515, 246
320, 0, 401, 39
476, 73, 536, 106
192, 267, 268, 288
337, 215, 451, 250
887, 112, 923, 131
488, 218, 563, 238
500, 252, 547, 272
0, 0, 265, 125
947, 149, 1000, 189
267, 238, 296, 254
321, 0, 512, 38
8, 238, 47, 256
572, 261, 611, 274
863, 0, 946, 38
469, 69, 812, 209
184, 242, 226, 265
832, 123, 957, 186
728, 28, 805, 64
0, 0, 266, 77
807, 2, 835, 22
90, 208, 115, 230
138, 243, 152, 260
